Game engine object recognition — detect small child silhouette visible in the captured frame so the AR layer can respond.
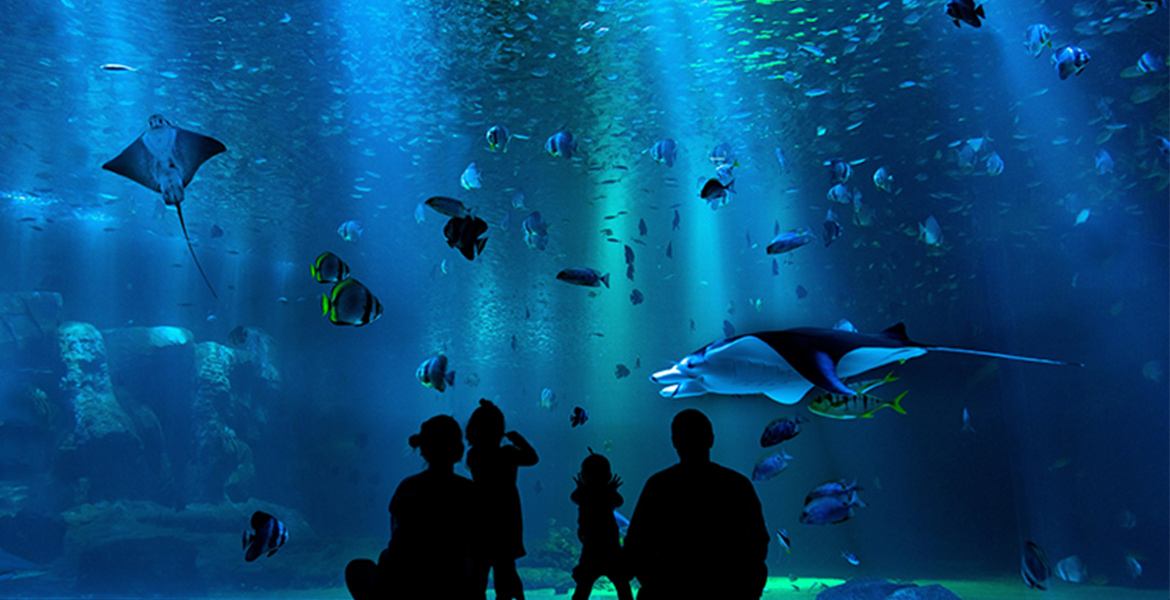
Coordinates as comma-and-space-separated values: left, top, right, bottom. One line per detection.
466, 399, 538, 600
570, 449, 633, 600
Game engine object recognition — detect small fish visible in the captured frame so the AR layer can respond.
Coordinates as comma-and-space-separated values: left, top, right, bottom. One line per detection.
775, 529, 792, 554
842, 551, 860, 566
638, 218, 648, 236
100, 63, 138, 72
424, 196, 471, 218
1094, 149, 1114, 175
1024, 24, 1053, 58
322, 278, 382, 327
1138, 51, 1164, 74
708, 142, 735, 165
834, 319, 857, 332
823, 209, 843, 247
775, 147, 790, 173
630, 289, 644, 305
715, 160, 738, 186
539, 388, 557, 410
760, 415, 806, 447
808, 390, 908, 420
649, 138, 678, 167
1126, 553, 1143, 578
626, 264, 634, 281
337, 220, 363, 242
1054, 555, 1087, 583
827, 183, 861, 205
486, 124, 510, 152
460, 162, 482, 190
545, 130, 576, 159
804, 479, 862, 504
962, 408, 975, 433
310, 251, 350, 284
416, 354, 456, 392
700, 178, 734, 209
795, 285, 808, 300
511, 188, 527, 210
828, 158, 852, 183
624, 245, 635, 265
722, 319, 735, 338
209, 224, 224, 238
1053, 46, 1091, 80
872, 166, 894, 192
242, 511, 287, 562
1021, 541, 1051, 589
985, 152, 1004, 176
672, 210, 680, 230
751, 449, 793, 481
946, 0, 985, 28
522, 211, 549, 251
570, 406, 589, 427
800, 491, 865, 525
557, 267, 609, 288
615, 364, 631, 379
919, 215, 943, 246
443, 215, 488, 261
767, 227, 816, 255
665, 241, 673, 259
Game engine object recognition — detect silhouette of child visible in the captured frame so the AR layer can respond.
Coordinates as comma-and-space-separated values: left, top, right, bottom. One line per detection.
345, 414, 477, 600
466, 399, 539, 600
570, 449, 633, 600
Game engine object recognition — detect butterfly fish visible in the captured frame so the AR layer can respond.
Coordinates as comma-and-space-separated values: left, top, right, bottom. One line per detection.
103, 114, 226, 297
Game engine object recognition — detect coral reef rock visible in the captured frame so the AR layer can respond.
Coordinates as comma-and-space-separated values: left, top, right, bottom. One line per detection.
55, 321, 149, 501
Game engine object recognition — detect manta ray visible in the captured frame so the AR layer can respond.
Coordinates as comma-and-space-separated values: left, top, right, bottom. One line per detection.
103, 114, 226, 298
651, 323, 1079, 404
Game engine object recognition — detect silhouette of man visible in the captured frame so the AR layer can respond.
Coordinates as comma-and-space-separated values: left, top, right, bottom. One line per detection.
623, 409, 769, 599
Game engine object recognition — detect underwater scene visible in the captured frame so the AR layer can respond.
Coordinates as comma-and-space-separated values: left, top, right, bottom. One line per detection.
0, 0, 1167, 598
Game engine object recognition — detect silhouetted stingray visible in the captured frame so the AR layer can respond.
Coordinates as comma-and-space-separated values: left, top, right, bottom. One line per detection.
652, 323, 1080, 404
103, 114, 226, 297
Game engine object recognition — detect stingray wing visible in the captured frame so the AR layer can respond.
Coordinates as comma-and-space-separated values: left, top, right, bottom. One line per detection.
754, 324, 924, 396
102, 136, 161, 192
172, 128, 226, 187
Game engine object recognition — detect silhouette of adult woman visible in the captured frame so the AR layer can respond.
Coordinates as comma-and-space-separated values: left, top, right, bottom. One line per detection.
345, 415, 477, 600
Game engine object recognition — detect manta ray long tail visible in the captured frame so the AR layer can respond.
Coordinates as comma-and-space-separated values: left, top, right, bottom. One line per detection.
176, 204, 218, 299
926, 346, 1081, 367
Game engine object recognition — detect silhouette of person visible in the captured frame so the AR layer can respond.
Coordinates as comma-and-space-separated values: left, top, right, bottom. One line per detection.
465, 399, 539, 600
570, 449, 633, 600
623, 408, 770, 599
345, 414, 477, 600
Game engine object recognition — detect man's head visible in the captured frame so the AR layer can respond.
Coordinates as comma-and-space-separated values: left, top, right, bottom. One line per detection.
671, 408, 714, 461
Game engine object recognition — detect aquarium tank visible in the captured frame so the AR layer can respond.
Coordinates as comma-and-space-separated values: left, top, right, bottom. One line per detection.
0, 0, 1166, 598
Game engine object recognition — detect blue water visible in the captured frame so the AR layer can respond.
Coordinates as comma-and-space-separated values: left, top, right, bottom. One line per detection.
0, 0, 1166, 597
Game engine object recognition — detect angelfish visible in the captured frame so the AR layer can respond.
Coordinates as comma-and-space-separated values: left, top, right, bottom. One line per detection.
243, 511, 288, 562
650, 323, 1079, 404
103, 114, 226, 297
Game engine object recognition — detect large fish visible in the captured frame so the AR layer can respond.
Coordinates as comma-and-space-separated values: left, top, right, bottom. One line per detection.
650, 323, 1078, 404
103, 114, 226, 297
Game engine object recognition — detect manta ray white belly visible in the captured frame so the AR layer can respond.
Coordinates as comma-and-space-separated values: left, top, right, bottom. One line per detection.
651, 336, 814, 404
835, 347, 927, 380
